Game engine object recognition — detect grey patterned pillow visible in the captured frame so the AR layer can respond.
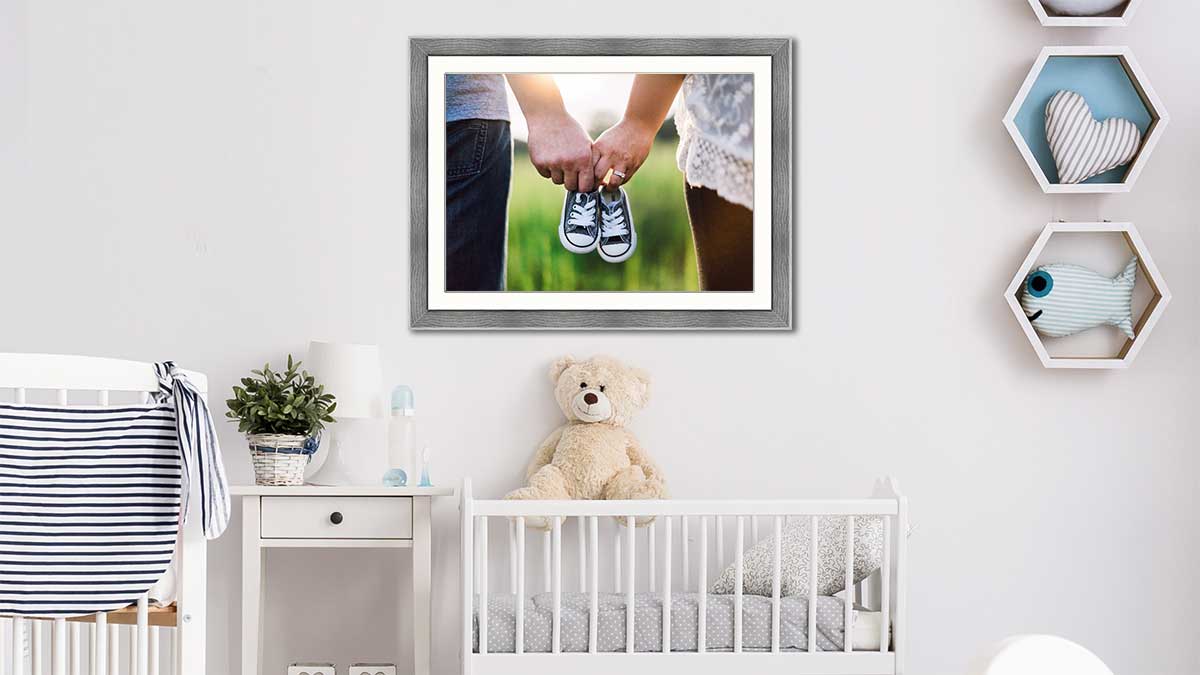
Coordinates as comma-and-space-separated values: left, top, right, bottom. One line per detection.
710, 516, 884, 597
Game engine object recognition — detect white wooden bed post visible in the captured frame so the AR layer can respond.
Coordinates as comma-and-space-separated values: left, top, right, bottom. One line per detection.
175, 371, 208, 675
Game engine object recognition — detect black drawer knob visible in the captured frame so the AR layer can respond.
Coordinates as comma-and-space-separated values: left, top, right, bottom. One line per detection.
329, 511, 343, 525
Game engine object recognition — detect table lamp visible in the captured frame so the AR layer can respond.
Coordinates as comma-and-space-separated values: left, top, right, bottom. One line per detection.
304, 341, 383, 485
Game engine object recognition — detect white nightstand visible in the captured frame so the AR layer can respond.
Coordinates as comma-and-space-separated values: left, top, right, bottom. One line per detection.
232, 485, 455, 675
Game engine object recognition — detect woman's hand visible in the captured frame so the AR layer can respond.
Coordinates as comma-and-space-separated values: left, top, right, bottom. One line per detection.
591, 118, 658, 190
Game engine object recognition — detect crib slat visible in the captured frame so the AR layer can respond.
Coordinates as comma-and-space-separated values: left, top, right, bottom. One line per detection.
509, 519, 517, 594
32, 620, 43, 675
515, 517, 525, 655
69, 622, 80, 675
716, 517, 725, 572
751, 516, 759, 544
625, 516, 635, 654
647, 521, 656, 594
661, 516, 672, 653
92, 614, 106, 675
479, 516, 489, 655
56, 390, 68, 406
577, 516, 586, 594
52, 619, 65, 675
136, 595, 149, 675
880, 517, 891, 653
551, 517, 561, 654
808, 516, 819, 653
126, 628, 135, 675
734, 517, 744, 653
698, 515, 707, 653
613, 529, 621, 593
681, 517, 689, 592
105, 626, 117, 675
844, 516, 854, 653
11, 617, 22, 675
149, 627, 159, 675
771, 516, 782, 653
98, 390, 110, 406
588, 516, 599, 654
15, 388, 26, 404
542, 530, 551, 594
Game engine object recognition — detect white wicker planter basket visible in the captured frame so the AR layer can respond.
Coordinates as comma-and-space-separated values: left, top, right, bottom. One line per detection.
248, 433, 316, 486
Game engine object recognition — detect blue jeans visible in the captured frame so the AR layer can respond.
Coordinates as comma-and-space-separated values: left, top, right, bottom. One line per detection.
445, 119, 512, 291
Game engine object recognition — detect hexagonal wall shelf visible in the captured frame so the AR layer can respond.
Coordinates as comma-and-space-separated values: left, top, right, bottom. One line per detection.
1027, 0, 1144, 27
1003, 46, 1168, 194
1005, 222, 1170, 369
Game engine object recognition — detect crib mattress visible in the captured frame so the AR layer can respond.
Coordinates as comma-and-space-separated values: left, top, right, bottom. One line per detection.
472, 592, 886, 653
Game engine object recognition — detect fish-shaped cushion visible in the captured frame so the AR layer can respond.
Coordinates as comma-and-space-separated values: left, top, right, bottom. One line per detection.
1020, 257, 1137, 339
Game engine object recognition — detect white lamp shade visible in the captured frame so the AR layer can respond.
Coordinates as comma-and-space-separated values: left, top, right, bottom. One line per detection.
968, 635, 1113, 675
304, 341, 383, 419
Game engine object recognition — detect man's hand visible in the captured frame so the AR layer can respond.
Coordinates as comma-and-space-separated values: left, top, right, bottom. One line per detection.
526, 111, 595, 192
591, 118, 657, 190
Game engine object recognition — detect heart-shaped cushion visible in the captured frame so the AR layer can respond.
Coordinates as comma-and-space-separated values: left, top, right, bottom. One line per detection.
1044, 90, 1142, 184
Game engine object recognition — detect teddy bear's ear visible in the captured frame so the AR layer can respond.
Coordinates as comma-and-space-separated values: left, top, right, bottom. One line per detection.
549, 356, 576, 383
630, 366, 652, 407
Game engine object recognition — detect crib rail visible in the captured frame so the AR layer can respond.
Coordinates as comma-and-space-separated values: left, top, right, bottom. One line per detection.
0, 354, 210, 675
461, 478, 909, 675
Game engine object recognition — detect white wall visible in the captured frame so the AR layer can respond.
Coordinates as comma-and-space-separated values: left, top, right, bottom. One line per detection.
3, 1, 1199, 673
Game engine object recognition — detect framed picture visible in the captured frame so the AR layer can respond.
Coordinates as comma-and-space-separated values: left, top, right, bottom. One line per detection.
410, 38, 792, 329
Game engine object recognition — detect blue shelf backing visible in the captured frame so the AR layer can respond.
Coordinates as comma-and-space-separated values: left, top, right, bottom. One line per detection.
1013, 56, 1152, 185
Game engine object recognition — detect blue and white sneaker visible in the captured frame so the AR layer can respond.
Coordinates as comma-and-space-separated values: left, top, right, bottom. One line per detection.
559, 190, 600, 254
597, 187, 636, 263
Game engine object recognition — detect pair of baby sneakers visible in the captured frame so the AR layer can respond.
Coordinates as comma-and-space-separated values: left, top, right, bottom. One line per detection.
558, 188, 637, 263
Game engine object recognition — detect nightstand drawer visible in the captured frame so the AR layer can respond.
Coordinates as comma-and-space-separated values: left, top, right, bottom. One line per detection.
260, 497, 413, 539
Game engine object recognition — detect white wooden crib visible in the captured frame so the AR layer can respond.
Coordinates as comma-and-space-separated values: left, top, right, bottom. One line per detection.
460, 478, 909, 675
0, 353, 208, 675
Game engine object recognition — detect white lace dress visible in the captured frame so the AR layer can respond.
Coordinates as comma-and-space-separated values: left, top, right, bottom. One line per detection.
674, 74, 755, 211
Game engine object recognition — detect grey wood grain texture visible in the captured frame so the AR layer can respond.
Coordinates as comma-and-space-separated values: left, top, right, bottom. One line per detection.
410, 38, 792, 330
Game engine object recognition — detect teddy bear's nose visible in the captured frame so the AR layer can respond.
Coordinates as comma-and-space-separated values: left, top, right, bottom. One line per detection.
583, 392, 599, 405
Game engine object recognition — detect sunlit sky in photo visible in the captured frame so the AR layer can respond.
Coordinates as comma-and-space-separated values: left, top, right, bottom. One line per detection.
504, 74, 678, 142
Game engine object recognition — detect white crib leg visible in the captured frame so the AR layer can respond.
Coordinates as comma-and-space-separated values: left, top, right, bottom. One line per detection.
69, 623, 80, 675
136, 596, 148, 675
105, 627, 116, 675
148, 628, 159, 675
92, 615, 106, 675
51, 620, 65, 675
472, 514, 482, 653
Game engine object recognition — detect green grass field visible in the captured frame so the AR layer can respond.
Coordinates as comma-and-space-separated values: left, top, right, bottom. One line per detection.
506, 141, 699, 292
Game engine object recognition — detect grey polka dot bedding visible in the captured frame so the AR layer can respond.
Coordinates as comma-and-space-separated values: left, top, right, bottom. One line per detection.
472, 592, 886, 653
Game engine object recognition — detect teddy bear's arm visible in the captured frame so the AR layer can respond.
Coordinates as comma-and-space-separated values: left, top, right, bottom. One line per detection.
525, 425, 566, 481
623, 430, 663, 481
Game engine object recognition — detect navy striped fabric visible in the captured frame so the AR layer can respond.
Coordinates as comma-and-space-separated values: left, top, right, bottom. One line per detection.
0, 362, 229, 617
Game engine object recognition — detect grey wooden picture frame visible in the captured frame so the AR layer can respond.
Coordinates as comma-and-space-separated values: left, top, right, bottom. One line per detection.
410, 37, 792, 330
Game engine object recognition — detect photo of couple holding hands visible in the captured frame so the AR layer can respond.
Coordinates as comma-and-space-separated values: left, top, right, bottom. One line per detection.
444, 72, 755, 293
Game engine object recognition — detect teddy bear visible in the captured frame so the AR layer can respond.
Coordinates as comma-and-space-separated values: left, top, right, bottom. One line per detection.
505, 355, 667, 525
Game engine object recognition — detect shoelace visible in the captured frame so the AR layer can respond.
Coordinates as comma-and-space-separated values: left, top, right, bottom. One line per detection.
601, 204, 628, 239
566, 195, 597, 233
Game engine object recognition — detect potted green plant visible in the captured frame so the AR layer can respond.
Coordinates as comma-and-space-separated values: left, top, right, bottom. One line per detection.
226, 355, 337, 486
